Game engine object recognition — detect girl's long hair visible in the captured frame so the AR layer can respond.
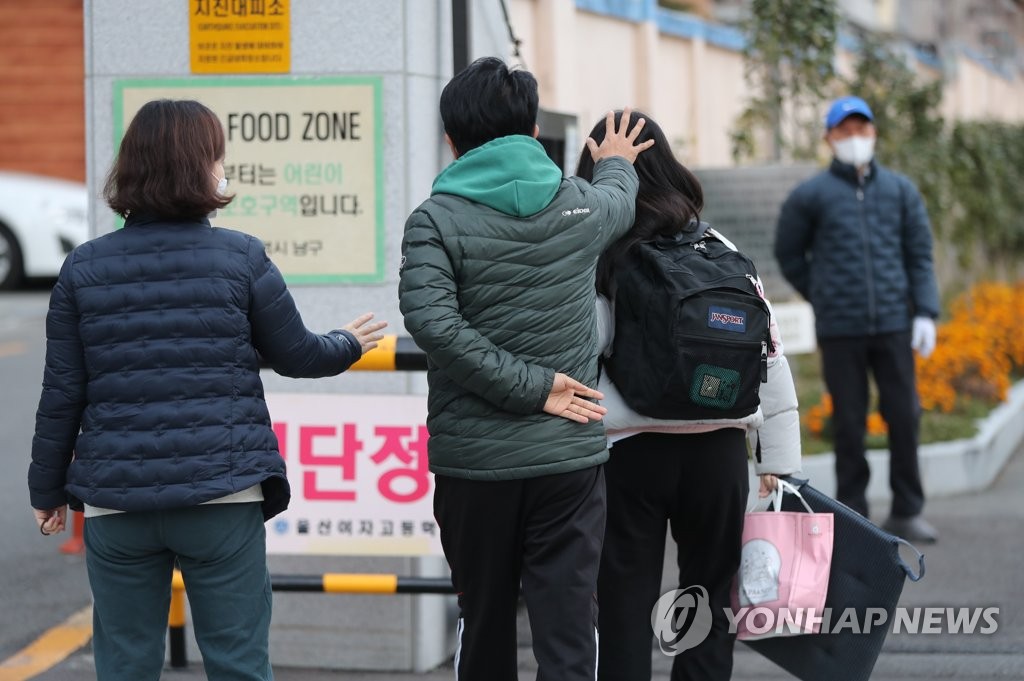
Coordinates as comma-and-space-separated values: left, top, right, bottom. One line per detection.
575, 110, 704, 297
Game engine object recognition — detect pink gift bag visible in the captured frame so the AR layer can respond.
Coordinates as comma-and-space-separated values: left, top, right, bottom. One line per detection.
731, 479, 834, 641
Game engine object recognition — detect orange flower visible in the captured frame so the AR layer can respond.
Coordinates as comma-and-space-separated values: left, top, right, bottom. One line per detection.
866, 412, 888, 436
802, 281, 1021, 444
802, 392, 888, 437
916, 281, 1022, 413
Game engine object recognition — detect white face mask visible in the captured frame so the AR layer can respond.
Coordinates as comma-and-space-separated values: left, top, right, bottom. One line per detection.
211, 172, 228, 195
832, 136, 875, 168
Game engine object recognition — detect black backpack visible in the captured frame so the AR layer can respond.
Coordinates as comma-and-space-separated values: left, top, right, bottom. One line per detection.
604, 224, 773, 420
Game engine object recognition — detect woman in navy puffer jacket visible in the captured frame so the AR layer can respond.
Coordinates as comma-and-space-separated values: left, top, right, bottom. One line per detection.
27, 99, 386, 681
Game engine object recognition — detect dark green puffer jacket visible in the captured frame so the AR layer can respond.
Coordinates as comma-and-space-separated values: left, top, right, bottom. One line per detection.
399, 135, 638, 480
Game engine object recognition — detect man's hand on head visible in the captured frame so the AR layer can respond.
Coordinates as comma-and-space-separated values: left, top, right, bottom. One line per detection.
586, 107, 655, 165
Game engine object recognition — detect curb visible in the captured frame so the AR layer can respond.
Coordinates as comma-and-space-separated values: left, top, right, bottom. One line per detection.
765, 380, 1024, 503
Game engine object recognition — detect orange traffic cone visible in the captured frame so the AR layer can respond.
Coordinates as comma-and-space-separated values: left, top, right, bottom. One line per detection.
59, 511, 85, 554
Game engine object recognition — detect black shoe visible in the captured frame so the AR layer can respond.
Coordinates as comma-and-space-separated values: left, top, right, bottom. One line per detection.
882, 515, 939, 544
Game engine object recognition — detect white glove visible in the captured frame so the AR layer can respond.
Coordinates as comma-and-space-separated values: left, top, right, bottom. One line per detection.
911, 316, 936, 358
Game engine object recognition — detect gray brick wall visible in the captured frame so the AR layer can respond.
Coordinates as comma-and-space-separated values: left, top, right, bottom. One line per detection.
694, 164, 819, 301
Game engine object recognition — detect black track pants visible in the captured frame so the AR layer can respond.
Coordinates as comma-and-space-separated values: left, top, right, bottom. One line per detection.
434, 465, 606, 681
597, 429, 749, 681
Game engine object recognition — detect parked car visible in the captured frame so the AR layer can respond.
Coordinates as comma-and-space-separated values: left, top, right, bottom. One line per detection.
0, 171, 90, 289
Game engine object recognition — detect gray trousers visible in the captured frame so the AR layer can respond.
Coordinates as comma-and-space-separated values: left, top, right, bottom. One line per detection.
84, 502, 272, 681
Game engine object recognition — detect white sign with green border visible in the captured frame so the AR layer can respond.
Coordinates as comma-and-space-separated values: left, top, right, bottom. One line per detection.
113, 77, 384, 284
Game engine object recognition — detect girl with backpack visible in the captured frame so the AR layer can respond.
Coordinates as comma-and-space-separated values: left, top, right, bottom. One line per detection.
576, 111, 803, 681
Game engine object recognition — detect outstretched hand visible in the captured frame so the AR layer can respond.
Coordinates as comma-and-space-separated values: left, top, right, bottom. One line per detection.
342, 313, 388, 355
543, 372, 607, 424
585, 107, 655, 165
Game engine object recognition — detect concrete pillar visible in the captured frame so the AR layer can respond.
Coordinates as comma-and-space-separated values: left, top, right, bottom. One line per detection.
533, 0, 579, 112
635, 14, 660, 113
688, 33, 707, 166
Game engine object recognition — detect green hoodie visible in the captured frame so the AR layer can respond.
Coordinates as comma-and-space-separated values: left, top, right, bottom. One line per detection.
431, 135, 562, 217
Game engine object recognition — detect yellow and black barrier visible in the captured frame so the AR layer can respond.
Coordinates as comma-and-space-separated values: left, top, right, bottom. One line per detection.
276, 572, 456, 594
169, 570, 188, 668
168, 569, 455, 668
257, 334, 428, 372
348, 335, 428, 372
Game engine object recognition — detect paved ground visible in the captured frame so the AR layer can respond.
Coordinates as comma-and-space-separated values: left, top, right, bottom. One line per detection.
30, 444, 1023, 680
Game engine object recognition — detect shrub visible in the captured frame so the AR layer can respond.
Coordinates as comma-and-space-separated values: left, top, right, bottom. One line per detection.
802, 281, 1024, 442
916, 282, 1024, 412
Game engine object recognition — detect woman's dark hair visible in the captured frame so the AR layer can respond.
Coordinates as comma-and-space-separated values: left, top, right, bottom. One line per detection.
440, 57, 538, 155
104, 99, 231, 220
576, 110, 704, 297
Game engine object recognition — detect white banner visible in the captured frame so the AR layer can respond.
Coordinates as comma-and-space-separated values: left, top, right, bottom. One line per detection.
264, 392, 442, 556
772, 301, 817, 355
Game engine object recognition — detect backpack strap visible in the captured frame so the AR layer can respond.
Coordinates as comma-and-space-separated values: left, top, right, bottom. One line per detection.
706, 227, 738, 252
678, 219, 711, 244
657, 219, 711, 247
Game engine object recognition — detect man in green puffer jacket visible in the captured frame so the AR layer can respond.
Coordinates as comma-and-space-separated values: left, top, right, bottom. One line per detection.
398, 57, 652, 681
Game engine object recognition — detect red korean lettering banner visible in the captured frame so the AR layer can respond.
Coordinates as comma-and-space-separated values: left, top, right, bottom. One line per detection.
265, 392, 441, 556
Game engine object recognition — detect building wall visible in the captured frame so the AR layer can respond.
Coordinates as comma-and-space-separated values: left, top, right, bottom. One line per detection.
6, 0, 1019, 182
947, 53, 1024, 122
572, 11, 643, 126
510, 0, 1024, 168
651, 34, 695, 159
0, 0, 85, 181
697, 43, 748, 165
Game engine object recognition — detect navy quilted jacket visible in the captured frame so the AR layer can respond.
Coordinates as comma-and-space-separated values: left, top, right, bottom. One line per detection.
775, 159, 940, 338
28, 215, 361, 520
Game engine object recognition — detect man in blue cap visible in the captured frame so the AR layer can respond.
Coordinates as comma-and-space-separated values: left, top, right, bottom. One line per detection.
774, 95, 941, 543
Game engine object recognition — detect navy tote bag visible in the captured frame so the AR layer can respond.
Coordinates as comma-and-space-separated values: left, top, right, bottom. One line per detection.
743, 477, 926, 681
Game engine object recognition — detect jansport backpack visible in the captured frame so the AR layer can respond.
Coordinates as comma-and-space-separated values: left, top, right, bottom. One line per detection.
604, 223, 773, 420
